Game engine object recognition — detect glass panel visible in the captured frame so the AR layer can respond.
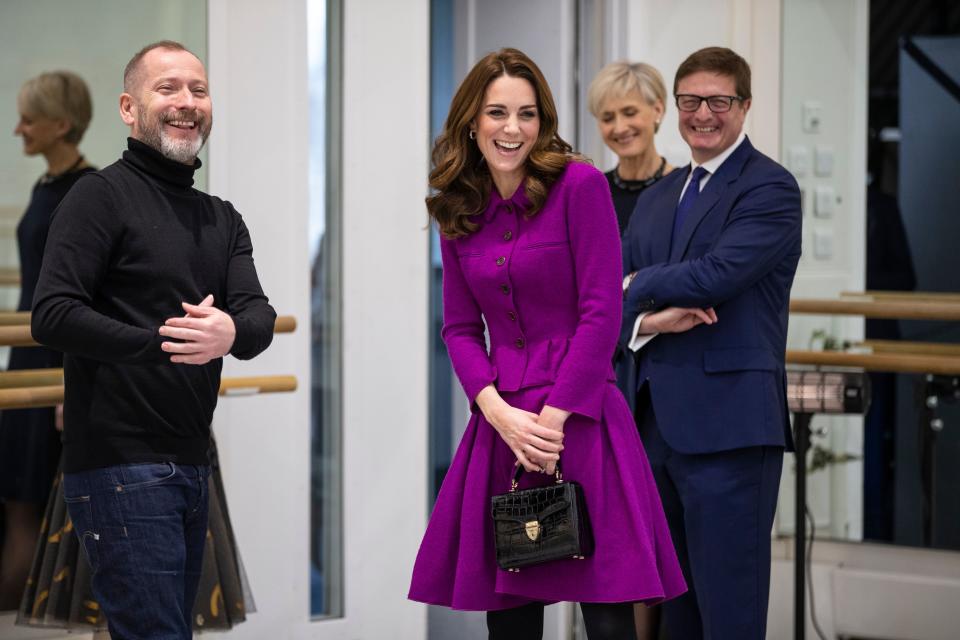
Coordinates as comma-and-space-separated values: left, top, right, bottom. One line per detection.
779, 0, 868, 547
780, 0, 960, 552
309, 0, 344, 619
0, 0, 205, 620
428, 0, 458, 504
873, 18, 960, 552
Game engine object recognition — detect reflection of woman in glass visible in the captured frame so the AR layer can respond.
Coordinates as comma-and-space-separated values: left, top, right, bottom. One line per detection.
0, 71, 94, 610
588, 62, 674, 235
408, 48, 685, 639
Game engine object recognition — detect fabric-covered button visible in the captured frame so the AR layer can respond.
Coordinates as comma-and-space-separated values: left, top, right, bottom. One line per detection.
507, 311, 516, 321
496, 256, 505, 266
503, 230, 512, 241
515, 338, 525, 348
500, 285, 510, 295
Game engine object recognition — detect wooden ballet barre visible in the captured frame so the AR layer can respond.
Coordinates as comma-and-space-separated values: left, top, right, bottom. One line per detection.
0, 325, 37, 346
786, 349, 960, 376
855, 339, 960, 357
219, 375, 298, 395
0, 268, 19, 287
789, 297, 960, 321
841, 290, 960, 303
0, 315, 297, 347
0, 369, 63, 389
273, 315, 297, 333
0, 384, 63, 409
0, 375, 298, 410
0, 311, 29, 326
0, 312, 295, 330
0, 370, 308, 392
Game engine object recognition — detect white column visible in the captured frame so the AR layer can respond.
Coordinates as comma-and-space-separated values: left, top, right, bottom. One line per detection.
339, 0, 431, 638
207, 0, 429, 638
206, 0, 312, 637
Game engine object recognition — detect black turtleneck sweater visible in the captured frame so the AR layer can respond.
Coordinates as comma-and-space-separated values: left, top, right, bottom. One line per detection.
32, 138, 276, 472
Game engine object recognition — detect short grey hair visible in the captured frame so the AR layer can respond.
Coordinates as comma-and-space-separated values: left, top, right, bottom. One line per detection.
587, 61, 668, 131
18, 71, 93, 144
123, 40, 198, 93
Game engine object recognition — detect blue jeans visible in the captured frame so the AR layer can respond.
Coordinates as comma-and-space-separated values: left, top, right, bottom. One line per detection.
63, 462, 210, 640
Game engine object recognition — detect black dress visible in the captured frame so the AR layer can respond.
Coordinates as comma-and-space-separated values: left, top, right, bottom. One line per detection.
18, 438, 255, 631
604, 157, 667, 235
0, 167, 94, 504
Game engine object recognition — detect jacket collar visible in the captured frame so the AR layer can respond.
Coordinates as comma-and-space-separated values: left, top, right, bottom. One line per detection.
648, 136, 756, 264
483, 181, 530, 222
668, 135, 755, 261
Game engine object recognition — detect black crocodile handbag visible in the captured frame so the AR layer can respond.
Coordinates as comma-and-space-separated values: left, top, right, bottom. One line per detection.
490, 463, 594, 572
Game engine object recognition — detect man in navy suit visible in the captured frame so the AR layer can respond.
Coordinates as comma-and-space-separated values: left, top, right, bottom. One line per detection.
620, 47, 802, 639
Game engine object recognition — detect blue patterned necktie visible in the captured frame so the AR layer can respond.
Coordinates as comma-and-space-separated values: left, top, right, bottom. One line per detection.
672, 166, 709, 248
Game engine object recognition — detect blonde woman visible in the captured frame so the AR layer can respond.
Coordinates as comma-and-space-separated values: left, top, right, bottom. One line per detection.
588, 61, 674, 234
1, 71, 94, 609
589, 61, 674, 640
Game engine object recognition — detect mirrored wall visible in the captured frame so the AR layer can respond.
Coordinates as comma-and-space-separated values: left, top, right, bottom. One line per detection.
780, 0, 960, 553
0, 0, 206, 625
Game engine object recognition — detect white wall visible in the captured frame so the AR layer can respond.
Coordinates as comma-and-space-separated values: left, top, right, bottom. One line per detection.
338, 0, 430, 637
206, 0, 312, 637
208, 0, 429, 638
775, 0, 869, 544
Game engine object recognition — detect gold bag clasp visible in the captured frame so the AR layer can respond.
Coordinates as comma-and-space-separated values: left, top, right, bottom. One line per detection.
525, 520, 540, 542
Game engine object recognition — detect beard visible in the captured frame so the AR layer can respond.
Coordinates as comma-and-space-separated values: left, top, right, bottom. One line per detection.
136, 107, 212, 164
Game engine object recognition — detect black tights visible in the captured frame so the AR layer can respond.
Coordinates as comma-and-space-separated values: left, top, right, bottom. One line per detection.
487, 601, 636, 639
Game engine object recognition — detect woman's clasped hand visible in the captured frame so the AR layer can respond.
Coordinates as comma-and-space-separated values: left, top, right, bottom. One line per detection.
476, 385, 567, 474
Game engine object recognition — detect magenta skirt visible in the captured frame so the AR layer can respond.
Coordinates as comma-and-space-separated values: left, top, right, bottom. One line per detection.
408, 383, 686, 610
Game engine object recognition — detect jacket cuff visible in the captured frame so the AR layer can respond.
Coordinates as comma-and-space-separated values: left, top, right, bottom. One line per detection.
545, 383, 603, 422
462, 368, 498, 412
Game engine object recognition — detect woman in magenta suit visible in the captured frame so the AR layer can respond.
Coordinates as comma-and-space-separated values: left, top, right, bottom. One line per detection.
407, 48, 685, 639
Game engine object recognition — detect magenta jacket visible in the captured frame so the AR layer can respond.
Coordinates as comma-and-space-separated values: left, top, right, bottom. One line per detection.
440, 161, 620, 420
411, 160, 686, 609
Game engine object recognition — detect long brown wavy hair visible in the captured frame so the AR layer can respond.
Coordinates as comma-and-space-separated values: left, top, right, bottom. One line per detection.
428, 48, 577, 238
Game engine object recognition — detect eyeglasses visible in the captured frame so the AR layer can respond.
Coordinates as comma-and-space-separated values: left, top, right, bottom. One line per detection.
675, 95, 744, 113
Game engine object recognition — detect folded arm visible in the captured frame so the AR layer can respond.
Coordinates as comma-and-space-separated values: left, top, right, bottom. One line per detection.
624, 175, 801, 318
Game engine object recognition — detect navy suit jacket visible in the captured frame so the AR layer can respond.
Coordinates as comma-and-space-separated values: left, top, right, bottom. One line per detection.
618, 136, 802, 454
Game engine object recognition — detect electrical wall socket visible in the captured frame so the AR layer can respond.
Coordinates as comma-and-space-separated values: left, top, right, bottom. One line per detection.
802, 101, 822, 133
814, 186, 835, 218
815, 145, 834, 177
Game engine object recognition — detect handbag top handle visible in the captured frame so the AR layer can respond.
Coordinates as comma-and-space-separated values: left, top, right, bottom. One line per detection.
510, 461, 564, 492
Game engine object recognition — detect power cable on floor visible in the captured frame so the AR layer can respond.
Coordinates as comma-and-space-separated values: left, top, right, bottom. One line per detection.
805, 505, 829, 640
